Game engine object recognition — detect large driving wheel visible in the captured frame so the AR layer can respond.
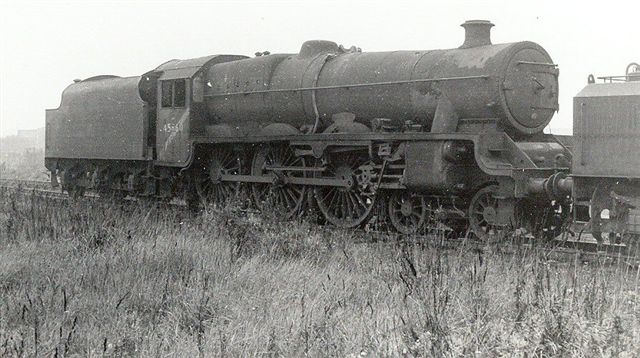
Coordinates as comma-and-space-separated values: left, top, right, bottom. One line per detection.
468, 185, 514, 240
388, 191, 428, 234
193, 147, 242, 206
251, 144, 307, 219
315, 151, 375, 228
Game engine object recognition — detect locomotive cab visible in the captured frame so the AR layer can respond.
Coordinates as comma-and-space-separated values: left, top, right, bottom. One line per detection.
139, 55, 248, 166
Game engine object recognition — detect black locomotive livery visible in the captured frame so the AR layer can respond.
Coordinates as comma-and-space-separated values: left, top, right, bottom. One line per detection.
44, 21, 640, 243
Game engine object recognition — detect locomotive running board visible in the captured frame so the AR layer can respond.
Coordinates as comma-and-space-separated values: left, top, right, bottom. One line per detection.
190, 130, 570, 179
192, 132, 479, 144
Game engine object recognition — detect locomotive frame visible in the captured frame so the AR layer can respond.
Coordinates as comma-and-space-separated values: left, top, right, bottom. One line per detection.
45, 20, 638, 243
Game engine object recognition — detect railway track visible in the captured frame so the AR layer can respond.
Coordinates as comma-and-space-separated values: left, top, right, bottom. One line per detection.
355, 228, 640, 267
0, 178, 52, 189
2, 177, 638, 266
0, 178, 69, 199
0, 177, 184, 203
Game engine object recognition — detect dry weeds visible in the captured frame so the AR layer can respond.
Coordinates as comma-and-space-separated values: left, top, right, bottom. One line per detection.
0, 188, 639, 357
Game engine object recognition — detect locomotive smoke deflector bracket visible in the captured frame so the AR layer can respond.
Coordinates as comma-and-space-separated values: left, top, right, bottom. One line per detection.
460, 20, 494, 49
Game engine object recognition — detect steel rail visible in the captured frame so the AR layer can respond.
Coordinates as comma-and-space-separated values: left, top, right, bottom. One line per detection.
2, 178, 637, 266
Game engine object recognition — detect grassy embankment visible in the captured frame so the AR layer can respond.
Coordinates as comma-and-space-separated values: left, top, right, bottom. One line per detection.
0, 188, 639, 357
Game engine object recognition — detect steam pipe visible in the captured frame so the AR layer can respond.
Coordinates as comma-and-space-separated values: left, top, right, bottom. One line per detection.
527, 173, 573, 200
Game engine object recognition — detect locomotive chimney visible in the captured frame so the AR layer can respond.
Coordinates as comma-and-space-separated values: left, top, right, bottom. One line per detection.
460, 20, 494, 49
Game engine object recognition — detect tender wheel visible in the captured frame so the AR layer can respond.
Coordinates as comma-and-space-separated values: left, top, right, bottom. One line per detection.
388, 191, 428, 234
61, 169, 85, 198
315, 151, 375, 228
468, 185, 513, 240
193, 147, 242, 207
251, 144, 307, 219
67, 185, 85, 198
98, 173, 127, 200
623, 234, 640, 256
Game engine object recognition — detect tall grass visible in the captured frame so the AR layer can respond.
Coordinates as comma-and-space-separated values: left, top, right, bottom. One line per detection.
0, 187, 638, 356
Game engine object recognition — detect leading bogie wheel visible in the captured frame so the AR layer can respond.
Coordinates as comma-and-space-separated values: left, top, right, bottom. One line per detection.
468, 185, 514, 240
388, 191, 428, 234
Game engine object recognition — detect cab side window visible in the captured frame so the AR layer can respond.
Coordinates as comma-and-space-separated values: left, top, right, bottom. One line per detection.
160, 79, 187, 108
174, 80, 186, 107
161, 81, 173, 107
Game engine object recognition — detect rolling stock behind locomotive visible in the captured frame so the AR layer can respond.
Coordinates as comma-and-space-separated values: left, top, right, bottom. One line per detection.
45, 20, 635, 241
570, 63, 640, 245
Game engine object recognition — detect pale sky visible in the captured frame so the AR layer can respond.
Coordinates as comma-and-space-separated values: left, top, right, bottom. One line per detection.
0, 0, 637, 136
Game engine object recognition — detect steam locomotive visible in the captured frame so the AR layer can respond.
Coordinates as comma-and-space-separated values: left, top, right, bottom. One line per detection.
44, 21, 640, 243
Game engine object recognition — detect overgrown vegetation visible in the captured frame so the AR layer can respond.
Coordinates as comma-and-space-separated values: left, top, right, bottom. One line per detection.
0, 188, 639, 356
0, 148, 47, 180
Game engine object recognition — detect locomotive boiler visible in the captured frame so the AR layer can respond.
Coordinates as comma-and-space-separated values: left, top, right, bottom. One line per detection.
46, 20, 575, 237
204, 20, 558, 136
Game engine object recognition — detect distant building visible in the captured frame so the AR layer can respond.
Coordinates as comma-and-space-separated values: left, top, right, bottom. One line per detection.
17, 128, 44, 140
0, 127, 45, 156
